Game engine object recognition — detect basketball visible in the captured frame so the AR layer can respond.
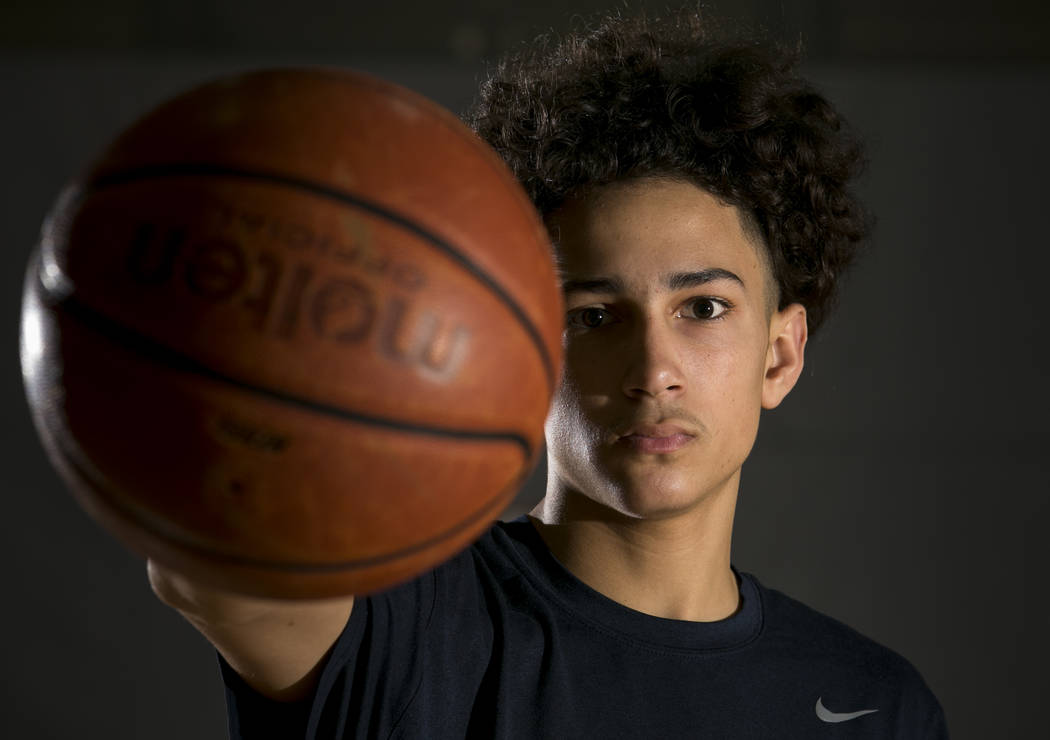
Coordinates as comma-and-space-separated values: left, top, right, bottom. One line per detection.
19, 68, 562, 599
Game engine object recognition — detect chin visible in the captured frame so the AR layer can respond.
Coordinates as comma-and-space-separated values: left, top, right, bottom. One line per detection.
605, 478, 705, 520
601, 462, 740, 521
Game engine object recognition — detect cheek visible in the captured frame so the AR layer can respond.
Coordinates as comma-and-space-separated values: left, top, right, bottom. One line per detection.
684, 329, 757, 378
561, 335, 618, 395
544, 377, 575, 445
544, 375, 607, 489
545, 372, 598, 448
689, 340, 768, 425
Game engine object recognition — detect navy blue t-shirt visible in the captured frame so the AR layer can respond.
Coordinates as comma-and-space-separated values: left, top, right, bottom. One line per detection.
222, 518, 947, 738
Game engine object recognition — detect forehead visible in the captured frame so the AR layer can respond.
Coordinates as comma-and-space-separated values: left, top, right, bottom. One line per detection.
547, 178, 772, 296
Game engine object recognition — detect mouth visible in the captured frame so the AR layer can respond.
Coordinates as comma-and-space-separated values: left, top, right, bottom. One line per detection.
616, 423, 696, 454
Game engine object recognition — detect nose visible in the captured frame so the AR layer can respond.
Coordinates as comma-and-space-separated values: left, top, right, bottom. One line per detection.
620, 317, 685, 400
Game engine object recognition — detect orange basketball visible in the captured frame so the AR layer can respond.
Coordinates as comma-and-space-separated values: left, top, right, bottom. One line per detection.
20, 68, 562, 599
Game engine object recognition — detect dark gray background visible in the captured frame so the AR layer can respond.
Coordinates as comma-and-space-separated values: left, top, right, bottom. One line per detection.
3, 1, 1047, 738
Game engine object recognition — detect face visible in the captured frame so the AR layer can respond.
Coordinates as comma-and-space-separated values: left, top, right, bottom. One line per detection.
544, 178, 807, 520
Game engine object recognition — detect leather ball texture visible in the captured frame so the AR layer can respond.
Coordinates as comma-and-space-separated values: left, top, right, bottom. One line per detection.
20, 67, 562, 599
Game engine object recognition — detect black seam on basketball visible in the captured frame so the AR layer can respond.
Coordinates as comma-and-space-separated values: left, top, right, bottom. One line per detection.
44, 274, 533, 459
86, 163, 556, 390
46, 403, 523, 573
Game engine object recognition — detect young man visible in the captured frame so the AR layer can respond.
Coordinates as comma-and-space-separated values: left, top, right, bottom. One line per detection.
150, 10, 948, 738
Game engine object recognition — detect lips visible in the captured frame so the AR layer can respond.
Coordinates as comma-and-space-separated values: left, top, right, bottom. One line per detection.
616, 423, 696, 454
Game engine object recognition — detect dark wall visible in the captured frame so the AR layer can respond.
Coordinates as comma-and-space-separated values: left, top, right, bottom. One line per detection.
3, 3, 1047, 738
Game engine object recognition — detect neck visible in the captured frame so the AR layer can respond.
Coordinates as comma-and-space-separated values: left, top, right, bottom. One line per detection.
530, 481, 740, 622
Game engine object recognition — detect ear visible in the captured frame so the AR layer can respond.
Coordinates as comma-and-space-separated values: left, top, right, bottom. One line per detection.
761, 303, 808, 410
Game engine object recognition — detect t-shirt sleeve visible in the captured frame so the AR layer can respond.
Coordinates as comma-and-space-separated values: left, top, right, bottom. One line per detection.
217, 566, 436, 740
890, 648, 951, 739
880, 646, 951, 739
219, 546, 488, 740
924, 701, 951, 739
910, 673, 950, 740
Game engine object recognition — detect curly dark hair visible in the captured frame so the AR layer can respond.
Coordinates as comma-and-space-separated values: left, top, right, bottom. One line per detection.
467, 8, 870, 334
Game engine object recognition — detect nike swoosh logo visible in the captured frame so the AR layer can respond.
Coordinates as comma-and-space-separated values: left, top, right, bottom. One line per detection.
815, 697, 879, 723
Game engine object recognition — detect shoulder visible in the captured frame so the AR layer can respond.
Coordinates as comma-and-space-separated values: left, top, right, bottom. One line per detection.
349, 517, 532, 631
755, 576, 916, 675
747, 574, 947, 736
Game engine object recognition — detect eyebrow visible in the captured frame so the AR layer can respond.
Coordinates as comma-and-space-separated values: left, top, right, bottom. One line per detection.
561, 268, 744, 295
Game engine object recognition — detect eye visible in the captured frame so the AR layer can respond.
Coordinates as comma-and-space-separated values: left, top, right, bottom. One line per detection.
679, 297, 730, 320
566, 306, 614, 330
